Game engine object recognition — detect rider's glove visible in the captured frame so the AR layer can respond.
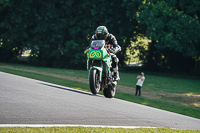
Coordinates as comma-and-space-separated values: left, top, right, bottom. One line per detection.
110, 46, 121, 54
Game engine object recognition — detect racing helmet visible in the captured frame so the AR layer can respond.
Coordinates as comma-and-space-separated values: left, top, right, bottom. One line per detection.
95, 26, 109, 40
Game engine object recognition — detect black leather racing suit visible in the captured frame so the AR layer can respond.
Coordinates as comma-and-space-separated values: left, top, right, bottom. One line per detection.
84, 33, 121, 73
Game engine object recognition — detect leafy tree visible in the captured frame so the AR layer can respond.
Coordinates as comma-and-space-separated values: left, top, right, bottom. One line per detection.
1, 0, 200, 73
0, 0, 91, 68
0, 0, 25, 61
137, 0, 200, 71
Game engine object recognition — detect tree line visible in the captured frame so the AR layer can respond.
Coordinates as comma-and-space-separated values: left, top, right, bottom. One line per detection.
0, 0, 199, 73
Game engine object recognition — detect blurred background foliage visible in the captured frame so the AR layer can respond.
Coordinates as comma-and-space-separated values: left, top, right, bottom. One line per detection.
0, 0, 199, 74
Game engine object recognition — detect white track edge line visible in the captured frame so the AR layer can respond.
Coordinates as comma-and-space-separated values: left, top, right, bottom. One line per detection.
0, 124, 158, 129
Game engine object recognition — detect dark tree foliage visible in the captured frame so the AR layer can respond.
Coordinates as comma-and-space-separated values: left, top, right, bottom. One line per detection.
0, 0, 200, 72
136, 0, 200, 72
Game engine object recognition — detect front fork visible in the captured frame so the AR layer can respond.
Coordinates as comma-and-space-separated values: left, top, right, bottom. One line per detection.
87, 59, 89, 71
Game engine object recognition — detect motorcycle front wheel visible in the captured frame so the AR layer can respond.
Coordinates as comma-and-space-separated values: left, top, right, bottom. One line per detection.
89, 69, 101, 95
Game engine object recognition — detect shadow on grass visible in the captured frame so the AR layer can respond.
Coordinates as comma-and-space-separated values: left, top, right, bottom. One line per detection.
39, 82, 104, 98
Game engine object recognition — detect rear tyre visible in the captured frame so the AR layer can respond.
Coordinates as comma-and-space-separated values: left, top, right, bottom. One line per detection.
89, 69, 100, 95
103, 84, 116, 98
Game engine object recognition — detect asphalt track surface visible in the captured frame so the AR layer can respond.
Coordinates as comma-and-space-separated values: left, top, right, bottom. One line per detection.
0, 71, 200, 130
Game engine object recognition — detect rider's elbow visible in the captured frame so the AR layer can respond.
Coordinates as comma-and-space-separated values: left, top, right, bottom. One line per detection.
118, 46, 121, 52
116, 46, 121, 53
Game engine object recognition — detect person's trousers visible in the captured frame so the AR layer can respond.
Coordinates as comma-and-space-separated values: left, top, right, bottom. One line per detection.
135, 85, 141, 96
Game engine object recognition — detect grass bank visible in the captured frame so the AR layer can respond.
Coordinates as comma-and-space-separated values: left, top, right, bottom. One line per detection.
1, 127, 200, 133
0, 63, 199, 120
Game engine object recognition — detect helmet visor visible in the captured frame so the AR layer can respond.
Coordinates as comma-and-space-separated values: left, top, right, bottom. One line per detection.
96, 33, 105, 40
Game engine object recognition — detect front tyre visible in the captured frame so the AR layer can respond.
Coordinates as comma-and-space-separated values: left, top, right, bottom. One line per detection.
89, 69, 101, 95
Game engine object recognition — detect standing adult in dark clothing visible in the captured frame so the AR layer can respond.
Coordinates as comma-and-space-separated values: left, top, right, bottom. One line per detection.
135, 72, 145, 96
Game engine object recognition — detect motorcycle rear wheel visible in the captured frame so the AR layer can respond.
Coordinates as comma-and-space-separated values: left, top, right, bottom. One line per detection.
89, 69, 101, 95
103, 84, 116, 98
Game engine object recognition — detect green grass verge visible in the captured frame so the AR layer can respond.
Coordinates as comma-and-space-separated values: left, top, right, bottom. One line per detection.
115, 91, 200, 119
0, 127, 199, 133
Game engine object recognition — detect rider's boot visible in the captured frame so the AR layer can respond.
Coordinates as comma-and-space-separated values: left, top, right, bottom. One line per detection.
114, 71, 120, 81
113, 68, 120, 81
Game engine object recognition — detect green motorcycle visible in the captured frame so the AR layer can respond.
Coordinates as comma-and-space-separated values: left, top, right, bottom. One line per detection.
87, 40, 117, 98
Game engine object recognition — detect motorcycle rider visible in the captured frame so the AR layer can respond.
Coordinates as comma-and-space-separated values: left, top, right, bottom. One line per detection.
84, 26, 121, 81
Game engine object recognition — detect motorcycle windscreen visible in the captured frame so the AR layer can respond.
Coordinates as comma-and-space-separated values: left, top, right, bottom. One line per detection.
89, 40, 108, 60
90, 40, 105, 49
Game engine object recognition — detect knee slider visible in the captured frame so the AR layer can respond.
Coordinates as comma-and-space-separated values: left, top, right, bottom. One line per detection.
115, 57, 119, 63
113, 68, 118, 72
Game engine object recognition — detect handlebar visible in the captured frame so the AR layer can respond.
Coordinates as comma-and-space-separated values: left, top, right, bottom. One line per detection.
109, 48, 116, 53
105, 47, 116, 54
